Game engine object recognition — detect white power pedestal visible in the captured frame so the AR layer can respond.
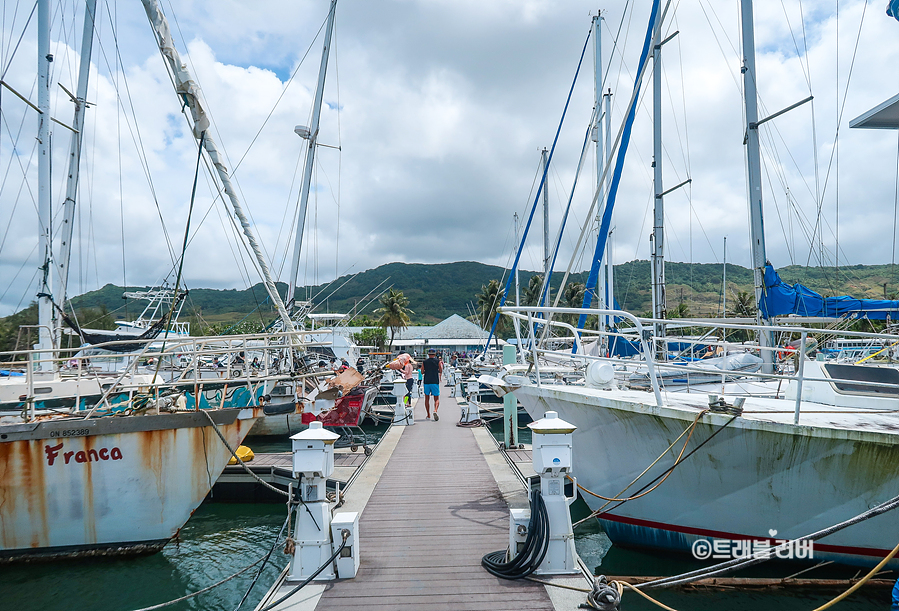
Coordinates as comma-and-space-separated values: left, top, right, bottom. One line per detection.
289, 422, 340, 582
331, 511, 360, 578
392, 379, 414, 425
459, 376, 481, 423
528, 411, 579, 575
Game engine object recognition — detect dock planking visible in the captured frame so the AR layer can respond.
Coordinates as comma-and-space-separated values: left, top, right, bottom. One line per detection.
316, 395, 552, 610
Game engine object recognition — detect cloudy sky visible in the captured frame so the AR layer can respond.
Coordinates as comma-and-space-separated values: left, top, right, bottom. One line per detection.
1, 0, 898, 316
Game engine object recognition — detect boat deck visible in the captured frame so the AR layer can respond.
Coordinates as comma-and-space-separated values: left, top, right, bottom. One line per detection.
257, 396, 586, 610
523, 382, 899, 441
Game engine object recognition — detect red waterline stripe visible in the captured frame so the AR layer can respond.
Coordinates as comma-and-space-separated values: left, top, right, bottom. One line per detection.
598, 512, 893, 558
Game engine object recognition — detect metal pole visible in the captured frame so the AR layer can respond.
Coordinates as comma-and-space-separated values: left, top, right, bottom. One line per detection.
793, 331, 807, 424
513, 213, 522, 357
288, 0, 338, 309
56, 0, 98, 341
722, 237, 727, 318
503, 343, 517, 449
650, 7, 666, 346
593, 13, 606, 332
603, 89, 613, 345
739, 0, 773, 373
36, 0, 54, 370
542, 148, 550, 306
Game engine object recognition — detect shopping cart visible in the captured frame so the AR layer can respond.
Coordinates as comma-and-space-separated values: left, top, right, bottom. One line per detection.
318, 386, 379, 455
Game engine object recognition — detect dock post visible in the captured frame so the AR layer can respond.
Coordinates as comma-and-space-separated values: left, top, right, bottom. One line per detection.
503, 344, 517, 448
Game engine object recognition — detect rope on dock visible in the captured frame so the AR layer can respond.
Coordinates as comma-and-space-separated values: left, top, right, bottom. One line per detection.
201, 409, 290, 497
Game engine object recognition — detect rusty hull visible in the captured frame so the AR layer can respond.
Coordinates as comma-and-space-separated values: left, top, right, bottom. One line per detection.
0, 408, 261, 561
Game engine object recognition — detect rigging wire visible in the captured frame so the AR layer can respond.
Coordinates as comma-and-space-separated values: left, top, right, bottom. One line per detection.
0, 0, 37, 80
808, 0, 868, 267
95, 0, 177, 266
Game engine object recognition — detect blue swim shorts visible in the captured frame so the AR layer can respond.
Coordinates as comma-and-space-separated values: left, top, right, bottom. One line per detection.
424, 383, 440, 396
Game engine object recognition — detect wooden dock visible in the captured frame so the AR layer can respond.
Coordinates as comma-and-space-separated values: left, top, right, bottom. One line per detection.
257, 396, 588, 610
316, 396, 552, 610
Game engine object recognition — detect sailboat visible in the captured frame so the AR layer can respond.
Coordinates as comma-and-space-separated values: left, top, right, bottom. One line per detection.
0, 0, 329, 561
493, 0, 899, 569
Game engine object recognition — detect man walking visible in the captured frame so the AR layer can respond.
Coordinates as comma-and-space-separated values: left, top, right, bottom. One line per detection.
422, 347, 443, 420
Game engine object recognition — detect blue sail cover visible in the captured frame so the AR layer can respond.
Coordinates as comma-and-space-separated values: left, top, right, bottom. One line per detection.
759, 264, 899, 319
889, 0, 899, 23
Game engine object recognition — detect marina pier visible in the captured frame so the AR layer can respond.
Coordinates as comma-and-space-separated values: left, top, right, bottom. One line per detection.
255, 395, 589, 611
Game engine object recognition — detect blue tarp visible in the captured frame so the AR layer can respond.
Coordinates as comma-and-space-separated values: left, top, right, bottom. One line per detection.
759, 264, 899, 319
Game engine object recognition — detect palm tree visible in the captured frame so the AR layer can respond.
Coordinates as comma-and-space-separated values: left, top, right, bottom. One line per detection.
671, 301, 691, 318
477, 279, 506, 334
524, 274, 544, 306
564, 282, 586, 325
731, 290, 756, 316
375, 289, 413, 349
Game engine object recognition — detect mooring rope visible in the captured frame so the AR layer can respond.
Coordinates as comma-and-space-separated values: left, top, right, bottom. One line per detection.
200, 409, 290, 498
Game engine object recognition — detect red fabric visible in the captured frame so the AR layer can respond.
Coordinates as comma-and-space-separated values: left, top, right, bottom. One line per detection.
321, 394, 365, 427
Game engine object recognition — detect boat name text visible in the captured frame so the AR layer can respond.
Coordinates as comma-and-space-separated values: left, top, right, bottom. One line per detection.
44, 443, 123, 466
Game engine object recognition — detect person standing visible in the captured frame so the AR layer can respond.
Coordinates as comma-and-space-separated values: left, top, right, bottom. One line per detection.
401, 357, 416, 403
422, 348, 443, 420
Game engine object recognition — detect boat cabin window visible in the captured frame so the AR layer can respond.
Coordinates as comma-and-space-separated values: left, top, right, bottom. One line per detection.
33, 387, 53, 394
822, 363, 899, 397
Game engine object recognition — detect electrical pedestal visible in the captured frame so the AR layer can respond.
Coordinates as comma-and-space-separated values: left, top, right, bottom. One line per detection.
528, 410, 579, 575
392, 379, 414, 425
289, 422, 340, 581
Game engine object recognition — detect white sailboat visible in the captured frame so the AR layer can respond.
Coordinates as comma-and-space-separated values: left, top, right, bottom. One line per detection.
493, 0, 899, 569
0, 0, 320, 561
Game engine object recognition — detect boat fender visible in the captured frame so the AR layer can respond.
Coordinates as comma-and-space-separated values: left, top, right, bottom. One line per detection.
228, 445, 254, 465
584, 575, 620, 610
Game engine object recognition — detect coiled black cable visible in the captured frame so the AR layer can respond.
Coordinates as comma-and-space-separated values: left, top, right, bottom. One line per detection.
481, 486, 550, 579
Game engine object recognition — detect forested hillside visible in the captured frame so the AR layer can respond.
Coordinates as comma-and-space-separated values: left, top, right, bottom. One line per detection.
4, 260, 895, 340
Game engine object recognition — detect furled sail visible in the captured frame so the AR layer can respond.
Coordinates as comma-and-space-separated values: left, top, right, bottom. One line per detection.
759, 264, 899, 319
61, 292, 186, 352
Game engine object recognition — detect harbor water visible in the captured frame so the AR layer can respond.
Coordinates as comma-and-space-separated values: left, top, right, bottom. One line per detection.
1, 423, 891, 611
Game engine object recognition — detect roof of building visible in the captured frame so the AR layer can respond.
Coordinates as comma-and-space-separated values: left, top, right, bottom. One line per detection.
417, 314, 489, 340
341, 314, 491, 341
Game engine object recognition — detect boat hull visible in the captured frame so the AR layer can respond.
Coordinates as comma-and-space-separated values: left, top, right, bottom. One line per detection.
0, 409, 259, 562
513, 383, 899, 568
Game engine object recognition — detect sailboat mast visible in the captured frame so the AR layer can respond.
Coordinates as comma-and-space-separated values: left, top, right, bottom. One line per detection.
593, 12, 607, 331
287, 0, 338, 310
514, 212, 521, 308
739, 0, 773, 371
36, 0, 54, 368
650, 7, 666, 337
141, 0, 295, 333
603, 88, 613, 328
542, 147, 550, 306
722, 236, 727, 318
56, 0, 98, 344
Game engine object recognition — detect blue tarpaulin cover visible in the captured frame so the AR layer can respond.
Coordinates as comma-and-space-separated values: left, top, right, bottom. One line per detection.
759, 264, 899, 319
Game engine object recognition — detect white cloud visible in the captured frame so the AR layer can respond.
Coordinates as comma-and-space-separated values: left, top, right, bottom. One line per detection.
2, 0, 898, 316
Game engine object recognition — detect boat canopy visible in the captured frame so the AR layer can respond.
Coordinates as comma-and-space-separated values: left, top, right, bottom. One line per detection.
759, 265, 899, 320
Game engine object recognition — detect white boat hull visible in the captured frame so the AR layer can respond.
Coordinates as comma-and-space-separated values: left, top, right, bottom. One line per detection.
0, 408, 260, 561
513, 383, 899, 568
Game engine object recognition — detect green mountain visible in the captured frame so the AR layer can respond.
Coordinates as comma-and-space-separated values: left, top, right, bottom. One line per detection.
13, 260, 899, 336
